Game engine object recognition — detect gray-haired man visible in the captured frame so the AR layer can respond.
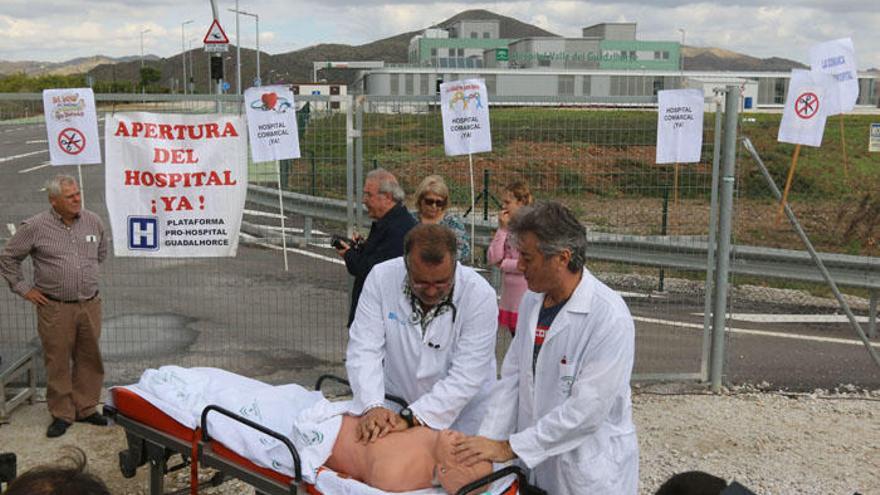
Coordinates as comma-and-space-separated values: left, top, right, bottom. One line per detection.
0, 175, 109, 438
335, 168, 417, 327
453, 201, 638, 495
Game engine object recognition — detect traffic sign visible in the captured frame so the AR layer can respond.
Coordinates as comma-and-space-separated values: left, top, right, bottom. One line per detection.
203, 19, 229, 44
204, 44, 228, 53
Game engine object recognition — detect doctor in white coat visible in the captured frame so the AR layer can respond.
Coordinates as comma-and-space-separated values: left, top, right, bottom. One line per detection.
453, 202, 638, 495
346, 223, 498, 443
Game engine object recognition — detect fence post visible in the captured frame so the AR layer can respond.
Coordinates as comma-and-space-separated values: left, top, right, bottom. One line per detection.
483, 168, 491, 221
709, 86, 739, 392
658, 188, 668, 292
355, 96, 365, 229
345, 95, 355, 235
701, 96, 724, 382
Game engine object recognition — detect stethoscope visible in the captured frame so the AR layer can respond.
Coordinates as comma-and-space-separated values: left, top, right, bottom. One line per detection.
408, 298, 457, 350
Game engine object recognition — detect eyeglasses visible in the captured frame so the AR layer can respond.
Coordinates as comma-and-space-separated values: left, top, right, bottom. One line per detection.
421, 198, 447, 208
409, 279, 454, 291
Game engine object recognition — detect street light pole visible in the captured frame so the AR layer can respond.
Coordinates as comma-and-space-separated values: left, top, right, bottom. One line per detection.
678, 28, 686, 72
181, 20, 193, 95
140, 28, 151, 69
228, 8, 260, 87
235, 0, 241, 95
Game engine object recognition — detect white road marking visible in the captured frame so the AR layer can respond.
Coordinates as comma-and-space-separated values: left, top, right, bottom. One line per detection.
245, 238, 345, 265
25, 139, 47, 144
691, 313, 871, 324
18, 161, 52, 173
619, 291, 651, 299
634, 316, 880, 348
0, 149, 47, 163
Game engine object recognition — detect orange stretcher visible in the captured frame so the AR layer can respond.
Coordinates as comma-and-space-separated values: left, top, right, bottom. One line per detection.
104, 374, 544, 495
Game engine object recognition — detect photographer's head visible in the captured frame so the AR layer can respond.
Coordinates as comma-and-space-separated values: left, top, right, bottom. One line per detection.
4, 447, 109, 495
364, 169, 404, 220
404, 224, 457, 309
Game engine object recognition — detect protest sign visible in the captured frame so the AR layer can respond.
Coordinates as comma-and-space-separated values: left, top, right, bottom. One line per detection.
42, 88, 101, 165
655, 89, 705, 164
244, 85, 300, 162
809, 38, 859, 115
778, 69, 835, 147
104, 112, 247, 257
439, 78, 492, 156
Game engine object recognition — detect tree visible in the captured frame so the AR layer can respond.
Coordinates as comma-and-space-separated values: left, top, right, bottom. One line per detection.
140, 67, 162, 91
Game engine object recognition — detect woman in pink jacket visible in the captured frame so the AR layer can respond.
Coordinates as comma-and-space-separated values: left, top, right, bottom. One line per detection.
487, 182, 533, 336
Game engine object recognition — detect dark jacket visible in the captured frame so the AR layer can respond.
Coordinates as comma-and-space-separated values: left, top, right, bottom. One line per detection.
344, 202, 417, 326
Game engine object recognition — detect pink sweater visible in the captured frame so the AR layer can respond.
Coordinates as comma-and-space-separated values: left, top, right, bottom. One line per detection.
487, 228, 528, 315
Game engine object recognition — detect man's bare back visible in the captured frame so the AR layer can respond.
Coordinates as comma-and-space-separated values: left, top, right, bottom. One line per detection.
324, 415, 491, 493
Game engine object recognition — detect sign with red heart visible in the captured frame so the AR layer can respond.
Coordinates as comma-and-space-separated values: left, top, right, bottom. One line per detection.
244, 85, 300, 162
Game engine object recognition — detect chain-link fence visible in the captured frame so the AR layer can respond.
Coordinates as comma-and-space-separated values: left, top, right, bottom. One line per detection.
728, 111, 880, 389
2, 90, 877, 389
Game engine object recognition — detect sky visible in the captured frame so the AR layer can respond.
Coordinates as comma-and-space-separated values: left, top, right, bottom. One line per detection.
0, 0, 878, 70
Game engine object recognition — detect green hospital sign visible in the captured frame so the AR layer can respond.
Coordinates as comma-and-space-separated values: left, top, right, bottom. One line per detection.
496, 48, 509, 62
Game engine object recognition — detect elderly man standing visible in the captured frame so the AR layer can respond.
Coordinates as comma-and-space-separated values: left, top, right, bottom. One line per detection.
335, 168, 417, 327
346, 224, 497, 442
452, 201, 638, 495
0, 175, 109, 438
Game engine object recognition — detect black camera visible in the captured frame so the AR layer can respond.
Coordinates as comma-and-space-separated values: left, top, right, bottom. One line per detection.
331, 234, 356, 250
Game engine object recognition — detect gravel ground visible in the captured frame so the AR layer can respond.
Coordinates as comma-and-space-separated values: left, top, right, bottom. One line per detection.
1, 385, 877, 495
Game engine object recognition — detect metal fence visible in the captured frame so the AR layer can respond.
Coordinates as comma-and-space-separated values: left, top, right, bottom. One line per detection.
1, 90, 877, 389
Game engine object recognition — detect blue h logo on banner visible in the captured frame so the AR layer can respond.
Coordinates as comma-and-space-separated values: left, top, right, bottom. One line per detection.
128, 217, 158, 250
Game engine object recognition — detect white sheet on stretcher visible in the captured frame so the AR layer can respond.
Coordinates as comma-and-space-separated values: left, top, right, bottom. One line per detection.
111, 366, 515, 495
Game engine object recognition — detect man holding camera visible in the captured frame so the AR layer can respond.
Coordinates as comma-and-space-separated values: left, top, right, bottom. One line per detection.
334, 168, 416, 327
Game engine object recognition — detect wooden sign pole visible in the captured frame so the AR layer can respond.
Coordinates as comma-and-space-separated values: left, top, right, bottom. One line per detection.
777, 144, 802, 225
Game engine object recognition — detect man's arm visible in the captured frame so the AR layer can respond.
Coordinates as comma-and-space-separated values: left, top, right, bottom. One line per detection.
476, 300, 526, 440
408, 277, 498, 430
346, 267, 390, 415
508, 310, 635, 468
97, 216, 108, 264
343, 216, 411, 278
0, 221, 39, 299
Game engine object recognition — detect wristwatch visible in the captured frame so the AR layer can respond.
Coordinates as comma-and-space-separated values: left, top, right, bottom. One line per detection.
399, 407, 416, 427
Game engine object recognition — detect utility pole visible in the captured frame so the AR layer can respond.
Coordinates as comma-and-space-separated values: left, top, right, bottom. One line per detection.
235, 0, 241, 95
181, 20, 193, 95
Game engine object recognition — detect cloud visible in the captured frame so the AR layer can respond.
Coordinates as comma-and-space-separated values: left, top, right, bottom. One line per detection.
0, 1, 877, 70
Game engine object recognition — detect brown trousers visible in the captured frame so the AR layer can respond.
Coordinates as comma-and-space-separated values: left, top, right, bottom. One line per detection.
36, 297, 104, 422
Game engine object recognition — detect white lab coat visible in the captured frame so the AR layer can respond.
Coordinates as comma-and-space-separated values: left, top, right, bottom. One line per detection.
346, 257, 498, 434
479, 269, 639, 495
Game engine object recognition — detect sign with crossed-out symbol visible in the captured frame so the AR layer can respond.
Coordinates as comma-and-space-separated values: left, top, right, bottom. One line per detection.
58, 127, 86, 155
794, 92, 819, 120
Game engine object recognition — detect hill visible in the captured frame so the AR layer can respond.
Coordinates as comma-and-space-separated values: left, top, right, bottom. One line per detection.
3, 10, 817, 91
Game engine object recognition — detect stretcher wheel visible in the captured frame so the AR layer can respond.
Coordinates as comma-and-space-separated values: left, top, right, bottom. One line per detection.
118, 451, 138, 478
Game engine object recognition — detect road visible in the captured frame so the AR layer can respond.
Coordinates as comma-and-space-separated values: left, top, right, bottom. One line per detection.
1, 119, 878, 390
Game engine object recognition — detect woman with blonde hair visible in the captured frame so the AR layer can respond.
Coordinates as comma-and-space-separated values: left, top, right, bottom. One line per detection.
487, 181, 533, 335
412, 175, 470, 263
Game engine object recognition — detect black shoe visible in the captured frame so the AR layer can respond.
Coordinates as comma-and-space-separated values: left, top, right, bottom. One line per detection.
76, 412, 108, 426
47, 418, 71, 438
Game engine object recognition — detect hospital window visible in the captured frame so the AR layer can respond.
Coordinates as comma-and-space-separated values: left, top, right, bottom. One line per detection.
583, 76, 592, 96
558, 75, 575, 96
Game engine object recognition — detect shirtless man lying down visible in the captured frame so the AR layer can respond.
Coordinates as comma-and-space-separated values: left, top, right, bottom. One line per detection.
121, 366, 491, 494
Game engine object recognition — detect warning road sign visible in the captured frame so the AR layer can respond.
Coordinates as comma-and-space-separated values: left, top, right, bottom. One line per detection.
58, 127, 86, 155
204, 19, 229, 44
794, 92, 819, 119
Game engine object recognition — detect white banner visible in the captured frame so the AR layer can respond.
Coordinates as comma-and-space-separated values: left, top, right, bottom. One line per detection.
655, 89, 705, 164
42, 88, 101, 165
809, 38, 859, 115
440, 78, 492, 156
104, 112, 247, 257
244, 85, 300, 162
778, 69, 835, 147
